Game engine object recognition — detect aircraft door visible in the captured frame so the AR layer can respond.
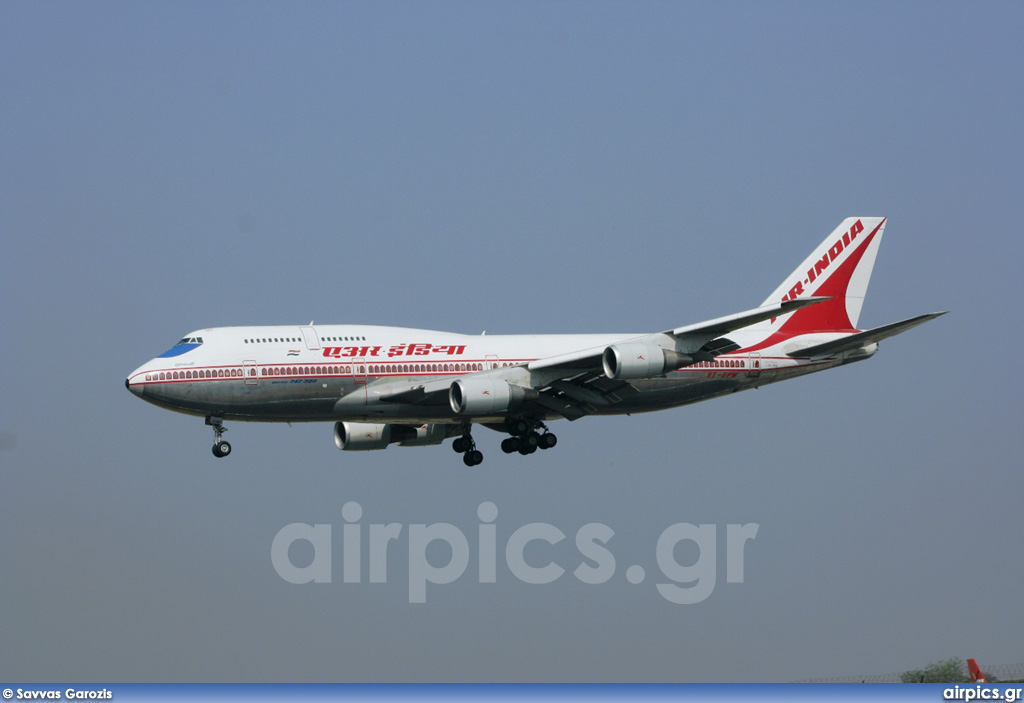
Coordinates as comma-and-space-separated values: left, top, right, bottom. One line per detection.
243, 360, 258, 385
351, 357, 367, 403
486, 354, 500, 370
300, 326, 321, 350
746, 352, 761, 378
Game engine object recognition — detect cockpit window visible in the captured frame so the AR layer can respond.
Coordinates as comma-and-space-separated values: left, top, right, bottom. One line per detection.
159, 336, 205, 358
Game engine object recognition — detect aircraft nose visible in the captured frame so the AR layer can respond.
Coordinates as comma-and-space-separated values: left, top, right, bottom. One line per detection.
126, 375, 145, 398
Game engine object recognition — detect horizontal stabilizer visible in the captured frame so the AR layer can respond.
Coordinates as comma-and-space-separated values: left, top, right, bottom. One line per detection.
786, 312, 947, 359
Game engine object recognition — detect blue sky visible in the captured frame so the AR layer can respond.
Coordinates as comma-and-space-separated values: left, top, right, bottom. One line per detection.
2, 0, 1022, 683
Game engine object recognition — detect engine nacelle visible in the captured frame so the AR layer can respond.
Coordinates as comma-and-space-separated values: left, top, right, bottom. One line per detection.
449, 378, 536, 415
334, 421, 449, 450
602, 342, 693, 380
334, 421, 391, 450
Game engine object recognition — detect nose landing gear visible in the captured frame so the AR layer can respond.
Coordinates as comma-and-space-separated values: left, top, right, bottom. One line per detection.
206, 416, 231, 458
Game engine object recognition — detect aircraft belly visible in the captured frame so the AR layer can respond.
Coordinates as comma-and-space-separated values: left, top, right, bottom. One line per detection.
142, 360, 839, 423
143, 377, 354, 422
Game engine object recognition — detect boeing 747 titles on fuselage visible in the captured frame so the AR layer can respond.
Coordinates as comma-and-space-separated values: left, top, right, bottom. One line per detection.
126, 217, 944, 465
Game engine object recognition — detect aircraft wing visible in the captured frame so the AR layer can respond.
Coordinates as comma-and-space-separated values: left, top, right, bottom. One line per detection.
527, 296, 829, 373
369, 367, 639, 420
666, 297, 830, 339
368, 297, 832, 420
786, 312, 948, 359
520, 298, 830, 420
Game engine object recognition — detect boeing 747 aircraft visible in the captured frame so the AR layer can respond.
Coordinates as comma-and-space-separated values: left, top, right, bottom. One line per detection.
126, 217, 944, 465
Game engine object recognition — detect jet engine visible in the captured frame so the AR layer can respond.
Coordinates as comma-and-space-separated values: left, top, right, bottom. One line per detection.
602, 342, 693, 380
334, 422, 448, 450
449, 378, 537, 415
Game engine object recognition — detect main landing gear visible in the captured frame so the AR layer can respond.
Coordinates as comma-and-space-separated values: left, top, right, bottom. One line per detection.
206, 416, 231, 458
452, 424, 483, 466
452, 419, 559, 466
500, 418, 557, 456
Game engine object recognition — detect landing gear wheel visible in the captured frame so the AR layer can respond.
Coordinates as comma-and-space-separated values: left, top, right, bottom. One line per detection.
508, 419, 529, 436
454, 425, 480, 465
206, 416, 231, 458
504, 418, 557, 458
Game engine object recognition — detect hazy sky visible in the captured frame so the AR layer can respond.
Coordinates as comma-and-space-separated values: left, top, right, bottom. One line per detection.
2, 0, 1022, 683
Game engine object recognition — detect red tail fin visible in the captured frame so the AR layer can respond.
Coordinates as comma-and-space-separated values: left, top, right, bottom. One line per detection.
757, 217, 887, 335
968, 658, 986, 683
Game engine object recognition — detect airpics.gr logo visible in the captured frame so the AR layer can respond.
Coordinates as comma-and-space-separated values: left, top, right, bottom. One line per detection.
271, 502, 759, 604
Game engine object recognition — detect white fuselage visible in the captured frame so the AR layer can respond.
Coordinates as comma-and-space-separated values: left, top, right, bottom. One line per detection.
126, 323, 854, 424
123, 218, 940, 463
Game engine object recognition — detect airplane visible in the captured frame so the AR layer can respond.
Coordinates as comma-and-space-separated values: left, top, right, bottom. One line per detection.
126, 217, 944, 466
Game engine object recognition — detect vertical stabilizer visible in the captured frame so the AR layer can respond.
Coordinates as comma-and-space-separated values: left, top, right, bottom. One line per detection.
758, 217, 886, 333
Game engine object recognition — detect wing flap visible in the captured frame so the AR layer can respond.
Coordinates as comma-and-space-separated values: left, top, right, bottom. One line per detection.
531, 374, 640, 421
531, 394, 592, 421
